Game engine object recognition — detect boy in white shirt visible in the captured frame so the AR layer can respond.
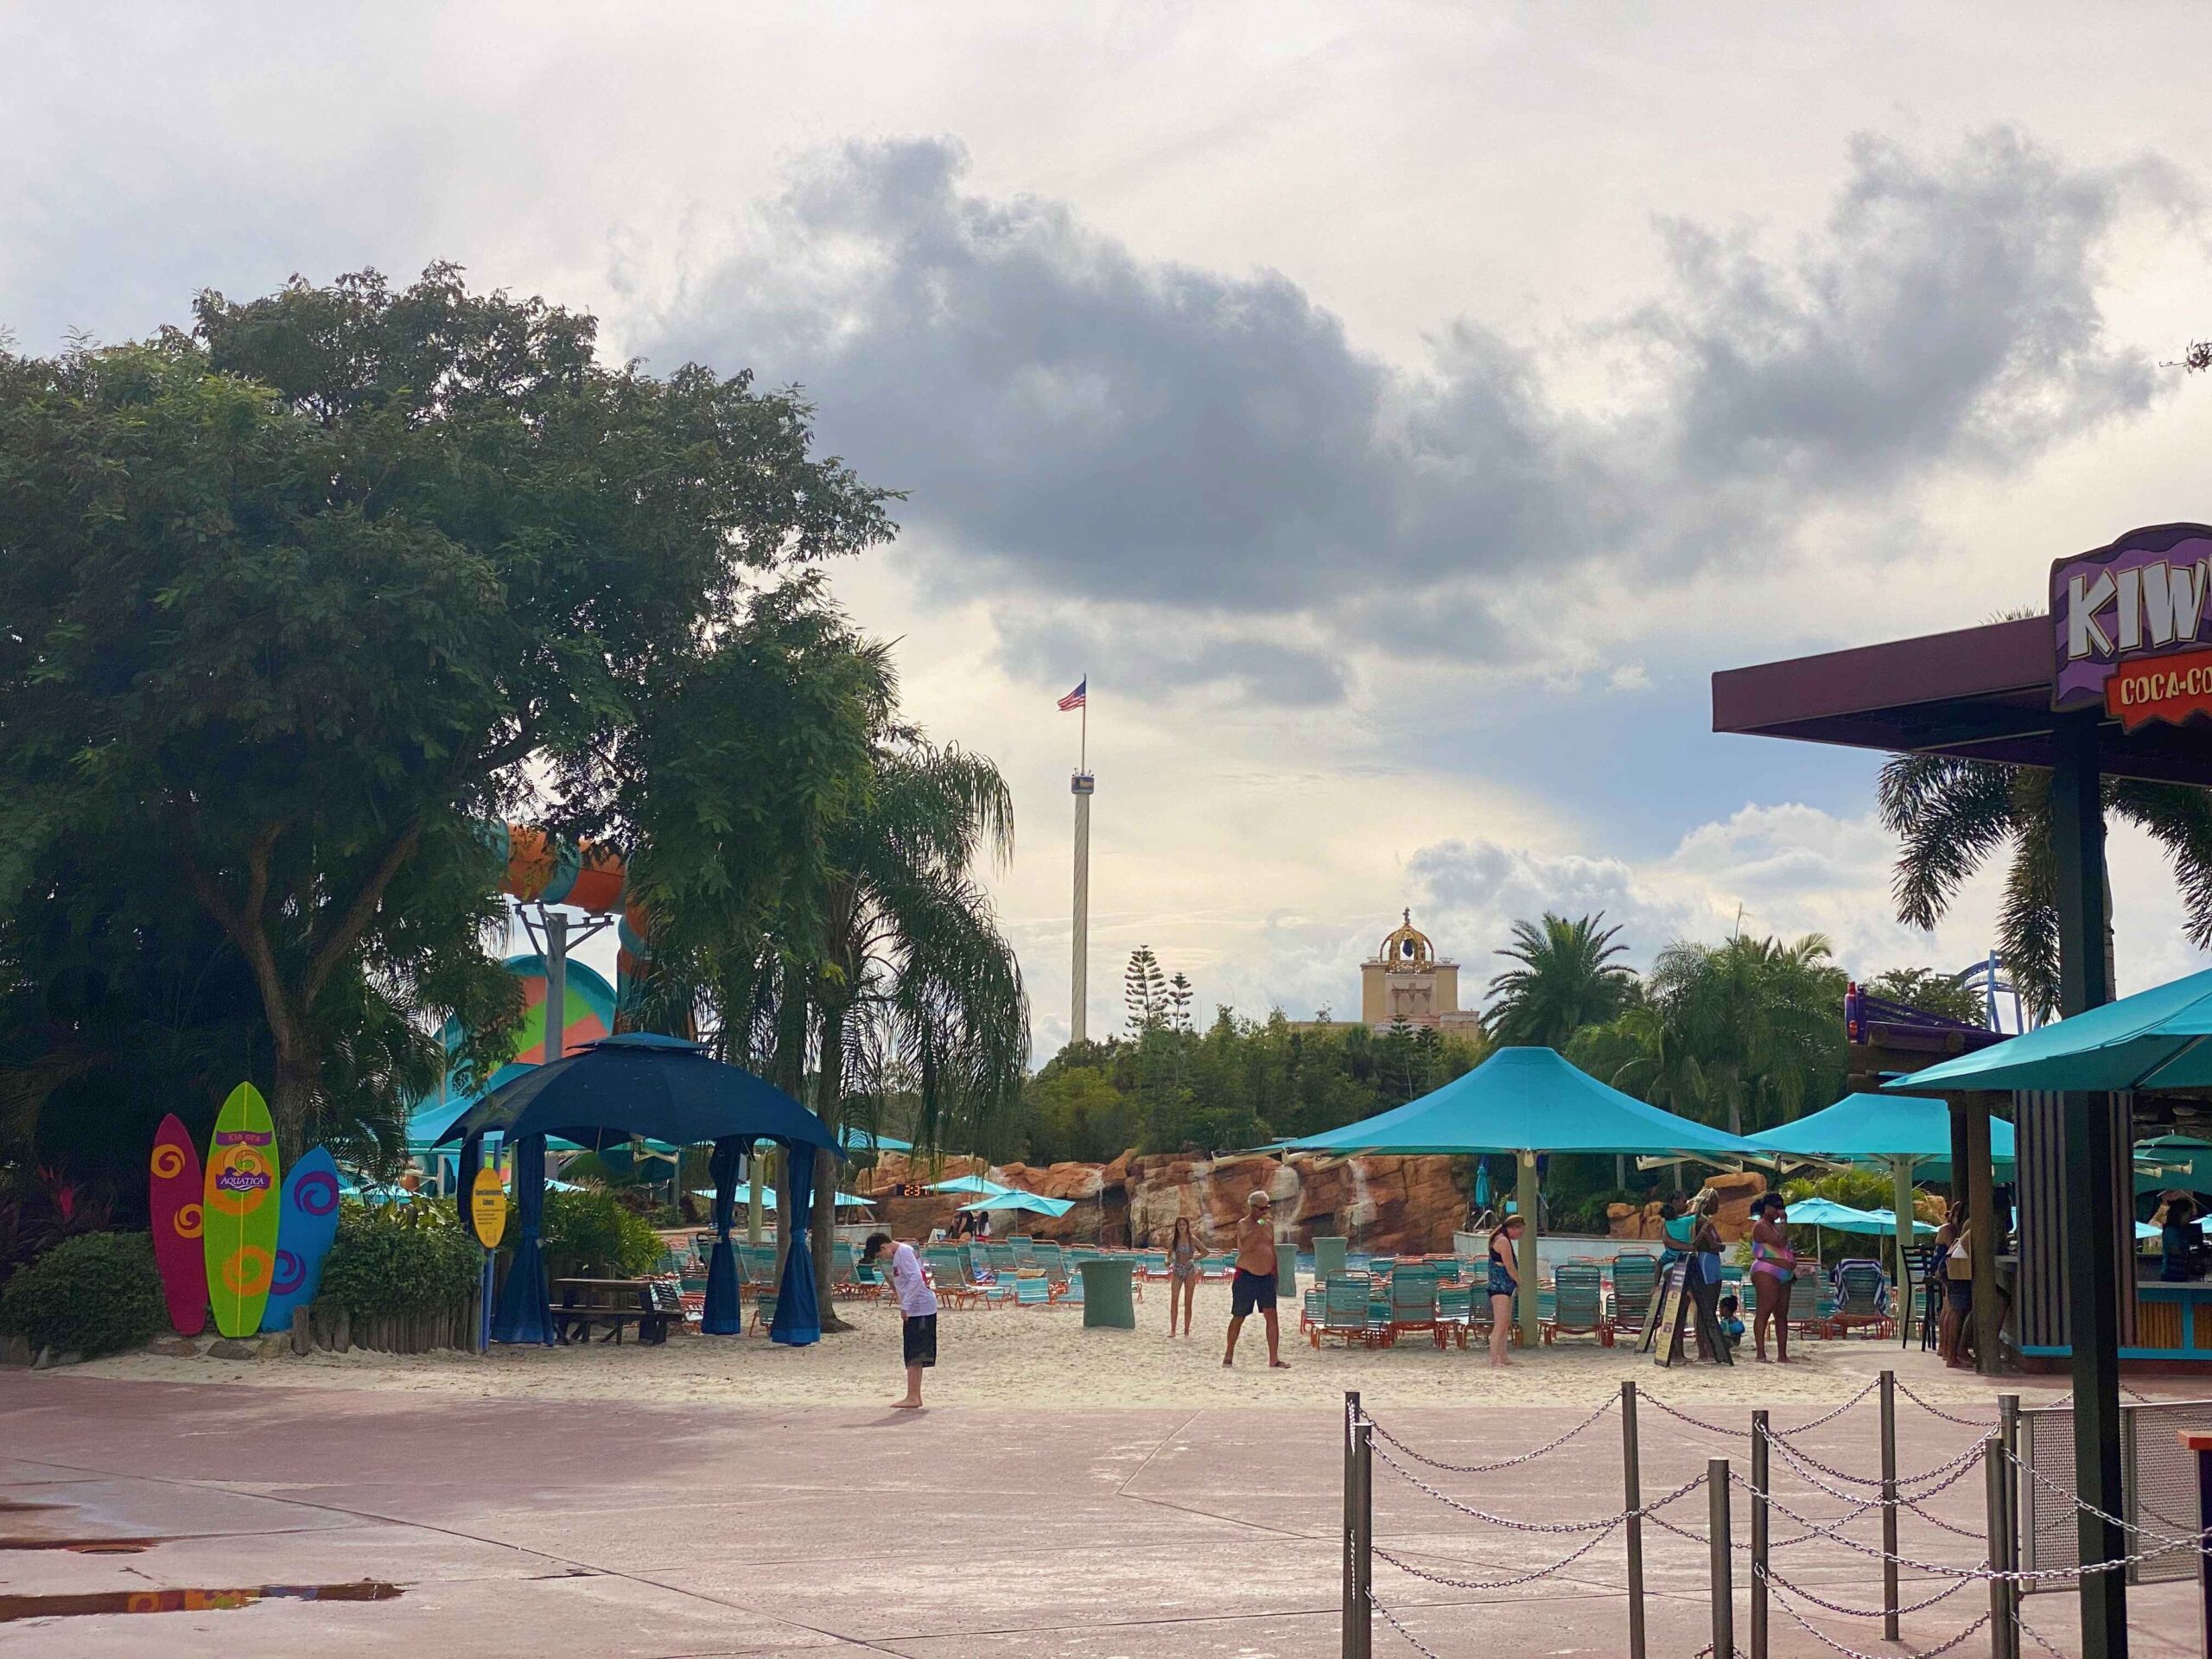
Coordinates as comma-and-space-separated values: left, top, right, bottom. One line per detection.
861, 1231, 938, 1408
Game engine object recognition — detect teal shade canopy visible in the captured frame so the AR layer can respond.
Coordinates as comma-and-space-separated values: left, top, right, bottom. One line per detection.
2137, 1133, 2212, 1198
1276, 1046, 1761, 1157
1748, 1093, 2018, 1167
928, 1174, 1016, 1197
1890, 968, 2212, 1094
959, 1190, 1074, 1217
1782, 1196, 1935, 1236
841, 1127, 912, 1154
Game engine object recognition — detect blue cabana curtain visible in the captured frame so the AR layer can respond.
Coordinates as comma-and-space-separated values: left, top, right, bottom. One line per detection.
491, 1133, 554, 1344
769, 1141, 820, 1346
702, 1135, 744, 1334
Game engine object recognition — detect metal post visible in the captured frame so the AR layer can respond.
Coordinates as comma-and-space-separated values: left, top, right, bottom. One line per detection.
1891, 1157, 1918, 1345
1986, 1432, 2014, 1659
1516, 1149, 1541, 1349
1880, 1369, 1900, 1640
1709, 1457, 1734, 1659
1966, 1092, 2003, 1375
1343, 1391, 1360, 1657
542, 909, 568, 1063
1623, 1382, 1647, 1659
1997, 1394, 2021, 1659
2051, 711, 2127, 1659
2192, 1436, 2211, 1659
1750, 1409, 1770, 1659
1349, 1404, 1373, 1659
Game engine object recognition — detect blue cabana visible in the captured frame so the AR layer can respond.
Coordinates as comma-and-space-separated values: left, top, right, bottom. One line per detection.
960, 1190, 1074, 1217
437, 1033, 840, 1345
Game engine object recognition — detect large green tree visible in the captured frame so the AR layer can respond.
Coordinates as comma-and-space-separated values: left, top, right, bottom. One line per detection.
1484, 912, 1637, 1047
0, 267, 893, 1148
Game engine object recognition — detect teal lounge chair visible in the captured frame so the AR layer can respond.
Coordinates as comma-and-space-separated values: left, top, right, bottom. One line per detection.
1610, 1253, 1660, 1339
1543, 1262, 1612, 1345
1312, 1274, 1379, 1349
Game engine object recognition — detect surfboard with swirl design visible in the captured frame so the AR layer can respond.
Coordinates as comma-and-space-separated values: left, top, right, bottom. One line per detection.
203, 1083, 282, 1338
149, 1114, 208, 1336
260, 1147, 341, 1333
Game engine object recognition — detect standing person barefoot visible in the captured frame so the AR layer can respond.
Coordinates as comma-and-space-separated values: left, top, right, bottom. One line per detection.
1223, 1192, 1289, 1369
1749, 1194, 1796, 1363
861, 1231, 938, 1408
1166, 1217, 1204, 1337
1487, 1213, 1524, 1368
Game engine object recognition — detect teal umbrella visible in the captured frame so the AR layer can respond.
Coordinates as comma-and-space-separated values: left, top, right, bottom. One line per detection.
1892, 967, 2212, 1093
1749, 1092, 2012, 1332
1280, 1047, 1760, 1347
1783, 1197, 1892, 1230
2136, 1133, 2212, 1199
929, 1173, 1015, 1198
959, 1190, 1073, 1217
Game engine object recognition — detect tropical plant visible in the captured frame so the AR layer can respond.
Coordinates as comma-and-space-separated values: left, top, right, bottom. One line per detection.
318, 1205, 484, 1322
1484, 912, 1637, 1047
1877, 753, 2212, 1019
535, 1188, 664, 1280
1862, 966, 1987, 1027
0, 1230, 166, 1357
1579, 933, 1845, 1135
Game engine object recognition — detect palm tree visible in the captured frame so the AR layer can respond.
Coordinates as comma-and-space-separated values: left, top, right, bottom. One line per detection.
798, 739, 1028, 1323
1647, 932, 1845, 1135
1484, 912, 1637, 1047
1877, 754, 2212, 1018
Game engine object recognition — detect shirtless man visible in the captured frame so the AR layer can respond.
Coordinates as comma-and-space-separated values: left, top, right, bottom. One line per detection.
1223, 1190, 1288, 1369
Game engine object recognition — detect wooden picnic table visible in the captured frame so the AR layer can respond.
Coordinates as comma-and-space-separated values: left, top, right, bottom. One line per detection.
552, 1276, 671, 1346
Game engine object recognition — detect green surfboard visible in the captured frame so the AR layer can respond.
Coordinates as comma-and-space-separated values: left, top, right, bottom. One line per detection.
203, 1083, 283, 1338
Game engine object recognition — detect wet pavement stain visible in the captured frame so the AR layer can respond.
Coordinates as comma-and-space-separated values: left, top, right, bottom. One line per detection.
0, 1580, 404, 1621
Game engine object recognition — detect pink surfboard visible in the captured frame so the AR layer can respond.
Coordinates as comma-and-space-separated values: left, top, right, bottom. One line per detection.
149, 1114, 208, 1336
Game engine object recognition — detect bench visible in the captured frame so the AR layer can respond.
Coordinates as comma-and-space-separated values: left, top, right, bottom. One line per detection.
554, 1307, 671, 1345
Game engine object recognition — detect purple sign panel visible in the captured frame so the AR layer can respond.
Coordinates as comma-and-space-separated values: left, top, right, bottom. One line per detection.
2050, 523, 2212, 713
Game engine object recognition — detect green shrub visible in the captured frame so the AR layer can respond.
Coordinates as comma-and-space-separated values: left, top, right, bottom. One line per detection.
318, 1205, 481, 1321
539, 1188, 664, 1278
0, 1231, 167, 1357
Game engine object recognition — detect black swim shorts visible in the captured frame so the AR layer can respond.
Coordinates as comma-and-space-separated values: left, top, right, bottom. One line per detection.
1231, 1268, 1277, 1317
903, 1313, 938, 1368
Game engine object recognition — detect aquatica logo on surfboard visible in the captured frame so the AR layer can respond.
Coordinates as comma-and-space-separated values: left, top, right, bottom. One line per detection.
215, 1166, 273, 1195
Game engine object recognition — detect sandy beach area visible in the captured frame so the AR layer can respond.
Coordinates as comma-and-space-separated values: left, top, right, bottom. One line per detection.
71, 1276, 2035, 1413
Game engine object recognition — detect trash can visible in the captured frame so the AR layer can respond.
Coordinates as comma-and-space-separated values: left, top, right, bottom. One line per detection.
1275, 1243, 1297, 1303
1078, 1257, 1137, 1329
1313, 1235, 1348, 1280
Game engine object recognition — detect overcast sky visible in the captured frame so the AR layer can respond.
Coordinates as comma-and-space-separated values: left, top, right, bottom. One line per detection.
10, 3, 2212, 1051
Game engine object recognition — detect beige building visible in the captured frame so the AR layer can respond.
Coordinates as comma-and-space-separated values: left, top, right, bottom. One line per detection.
1349, 911, 1485, 1033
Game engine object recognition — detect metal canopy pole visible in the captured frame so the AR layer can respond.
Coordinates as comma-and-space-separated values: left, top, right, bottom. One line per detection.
1964, 1092, 2003, 1375
1516, 1150, 1541, 1349
2051, 712, 2127, 1659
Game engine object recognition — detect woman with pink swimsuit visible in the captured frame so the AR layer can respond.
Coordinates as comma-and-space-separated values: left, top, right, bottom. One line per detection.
1749, 1194, 1796, 1363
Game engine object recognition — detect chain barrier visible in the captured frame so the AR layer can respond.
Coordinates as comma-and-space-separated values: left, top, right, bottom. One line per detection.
1370, 1437, 1710, 1532
1374, 1524, 1620, 1592
1761, 1420, 1993, 1493
2014, 1608, 2070, 1658
1891, 1379, 1999, 1429
1363, 1395, 1617, 1474
1756, 1566, 1993, 1659
1752, 1556, 1982, 1619
2000, 1440, 2202, 1546
1370, 1587, 1444, 1659
1641, 1377, 1883, 1440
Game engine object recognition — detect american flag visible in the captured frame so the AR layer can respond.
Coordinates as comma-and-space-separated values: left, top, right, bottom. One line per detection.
1057, 678, 1087, 711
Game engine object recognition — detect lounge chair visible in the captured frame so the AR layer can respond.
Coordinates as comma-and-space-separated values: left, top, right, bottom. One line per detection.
1388, 1268, 1440, 1348
1312, 1274, 1381, 1349
1013, 1275, 1052, 1308
1611, 1253, 1660, 1341
1033, 1243, 1070, 1286
1543, 1262, 1613, 1345
1823, 1259, 1895, 1339
1436, 1285, 1472, 1350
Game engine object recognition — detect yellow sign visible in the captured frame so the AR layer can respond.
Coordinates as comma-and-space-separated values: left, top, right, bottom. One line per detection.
469, 1167, 507, 1249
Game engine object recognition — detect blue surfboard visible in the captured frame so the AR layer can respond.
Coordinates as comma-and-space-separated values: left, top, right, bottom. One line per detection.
260, 1147, 341, 1333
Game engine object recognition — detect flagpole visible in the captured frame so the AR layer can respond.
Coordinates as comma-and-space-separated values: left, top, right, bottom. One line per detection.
1081, 669, 1088, 774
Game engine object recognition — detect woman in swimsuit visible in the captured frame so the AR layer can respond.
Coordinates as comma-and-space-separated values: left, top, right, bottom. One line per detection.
1166, 1217, 1204, 1337
1487, 1213, 1525, 1369
1749, 1193, 1796, 1363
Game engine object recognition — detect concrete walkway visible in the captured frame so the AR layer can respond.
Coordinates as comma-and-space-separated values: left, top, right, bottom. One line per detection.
0, 1370, 2196, 1656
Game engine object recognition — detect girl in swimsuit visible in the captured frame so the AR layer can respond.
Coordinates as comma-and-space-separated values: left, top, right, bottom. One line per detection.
1166, 1217, 1204, 1337
1749, 1193, 1796, 1363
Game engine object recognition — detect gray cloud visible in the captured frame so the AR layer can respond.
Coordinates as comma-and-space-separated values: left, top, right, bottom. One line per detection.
602, 130, 2175, 702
